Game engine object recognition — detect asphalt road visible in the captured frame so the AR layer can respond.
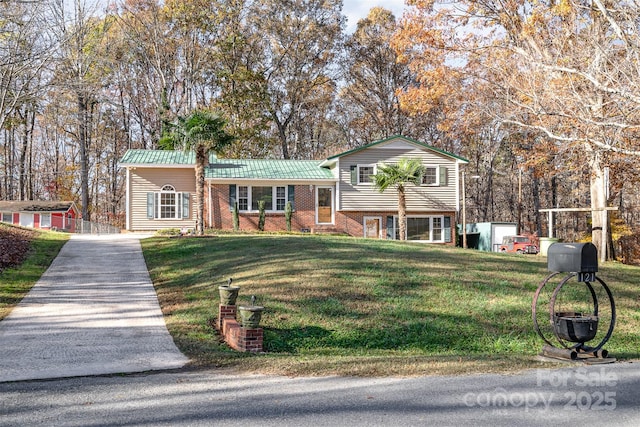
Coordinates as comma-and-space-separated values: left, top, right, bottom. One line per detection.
1, 362, 638, 426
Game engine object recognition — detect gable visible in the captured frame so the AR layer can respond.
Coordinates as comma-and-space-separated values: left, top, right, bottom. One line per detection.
324, 135, 469, 164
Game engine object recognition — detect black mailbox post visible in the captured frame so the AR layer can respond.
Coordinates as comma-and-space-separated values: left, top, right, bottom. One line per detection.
547, 242, 598, 275
533, 241, 616, 362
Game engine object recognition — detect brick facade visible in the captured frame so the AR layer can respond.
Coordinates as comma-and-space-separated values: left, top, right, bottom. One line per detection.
205, 184, 457, 245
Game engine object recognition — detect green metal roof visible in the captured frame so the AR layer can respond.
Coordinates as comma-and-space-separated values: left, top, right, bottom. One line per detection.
205, 159, 335, 180
118, 150, 335, 180
325, 135, 469, 163
119, 149, 217, 165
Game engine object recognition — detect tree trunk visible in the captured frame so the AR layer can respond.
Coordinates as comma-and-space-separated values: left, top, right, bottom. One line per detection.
194, 145, 206, 235
19, 111, 28, 201
532, 174, 542, 237
588, 148, 607, 261
398, 186, 406, 240
78, 92, 90, 221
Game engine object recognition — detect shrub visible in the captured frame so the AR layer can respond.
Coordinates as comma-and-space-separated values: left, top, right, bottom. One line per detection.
233, 201, 240, 231
285, 201, 292, 232
258, 200, 266, 231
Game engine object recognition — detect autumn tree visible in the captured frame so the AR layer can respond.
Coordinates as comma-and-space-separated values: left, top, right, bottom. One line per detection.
249, 0, 344, 159
339, 7, 414, 145
396, 0, 640, 259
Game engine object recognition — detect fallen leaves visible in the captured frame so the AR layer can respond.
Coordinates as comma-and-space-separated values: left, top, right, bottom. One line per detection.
0, 224, 37, 272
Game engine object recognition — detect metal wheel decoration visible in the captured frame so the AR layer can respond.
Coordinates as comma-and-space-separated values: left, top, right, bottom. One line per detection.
532, 243, 616, 361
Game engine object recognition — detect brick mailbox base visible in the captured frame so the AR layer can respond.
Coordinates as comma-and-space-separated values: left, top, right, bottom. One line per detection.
217, 304, 264, 353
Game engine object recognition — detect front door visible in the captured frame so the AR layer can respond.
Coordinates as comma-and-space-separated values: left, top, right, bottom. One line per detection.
364, 216, 382, 238
316, 187, 333, 224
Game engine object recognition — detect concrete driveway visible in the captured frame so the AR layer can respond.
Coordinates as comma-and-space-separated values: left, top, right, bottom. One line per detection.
0, 234, 188, 383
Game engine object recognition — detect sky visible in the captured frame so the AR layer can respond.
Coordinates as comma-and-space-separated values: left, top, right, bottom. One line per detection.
342, 0, 407, 33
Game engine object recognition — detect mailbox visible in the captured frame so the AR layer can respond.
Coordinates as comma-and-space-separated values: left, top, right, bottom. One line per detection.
547, 242, 598, 273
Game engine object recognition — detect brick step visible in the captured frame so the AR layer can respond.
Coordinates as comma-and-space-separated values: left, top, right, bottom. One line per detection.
311, 226, 344, 235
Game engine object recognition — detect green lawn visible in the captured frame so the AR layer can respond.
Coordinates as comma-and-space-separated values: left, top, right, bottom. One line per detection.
141, 233, 640, 376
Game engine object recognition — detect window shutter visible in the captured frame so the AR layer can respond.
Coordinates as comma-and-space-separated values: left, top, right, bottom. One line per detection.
439, 166, 448, 186
288, 185, 295, 210
444, 216, 452, 243
229, 185, 236, 211
147, 193, 155, 219
350, 165, 357, 185
182, 193, 190, 218
386, 216, 394, 239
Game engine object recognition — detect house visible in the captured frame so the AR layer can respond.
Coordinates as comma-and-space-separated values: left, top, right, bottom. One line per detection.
0, 201, 79, 232
118, 135, 469, 243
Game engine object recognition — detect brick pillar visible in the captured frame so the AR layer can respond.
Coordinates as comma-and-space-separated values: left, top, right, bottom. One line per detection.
218, 304, 264, 353
218, 304, 237, 331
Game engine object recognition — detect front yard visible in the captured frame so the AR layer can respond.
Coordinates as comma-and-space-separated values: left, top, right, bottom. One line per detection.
141, 233, 640, 376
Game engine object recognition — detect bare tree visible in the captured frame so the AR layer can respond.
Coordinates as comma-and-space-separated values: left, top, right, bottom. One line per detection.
396, 0, 640, 259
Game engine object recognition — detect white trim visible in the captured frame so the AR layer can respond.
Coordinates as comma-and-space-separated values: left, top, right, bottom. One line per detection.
455, 163, 461, 212
335, 159, 341, 211
357, 164, 376, 185
390, 215, 445, 242
40, 213, 51, 228
126, 168, 131, 230
154, 188, 186, 220
236, 185, 288, 213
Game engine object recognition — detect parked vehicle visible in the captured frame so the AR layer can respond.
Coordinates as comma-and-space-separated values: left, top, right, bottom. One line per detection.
499, 235, 539, 254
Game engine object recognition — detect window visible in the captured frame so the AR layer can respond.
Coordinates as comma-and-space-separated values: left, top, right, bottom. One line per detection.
146, 185, 190, 220
251, 186, 273, 210
432, 217, 442, 241
422, 166, 438, 186
19, 213, 34, 228
357, 165, 376, 185
40, 213, 51, 228
276, 186, 286, 211
238, 186, 249, 211
160, 190, 177, 219
234, 186, 288, 212
391, 215, 446, 242
1, 212, 11, 223
407, 217, 431, 241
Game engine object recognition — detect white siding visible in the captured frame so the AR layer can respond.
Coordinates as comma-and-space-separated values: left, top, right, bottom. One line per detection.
128, 168, 196, 230
337, 143, 459, 212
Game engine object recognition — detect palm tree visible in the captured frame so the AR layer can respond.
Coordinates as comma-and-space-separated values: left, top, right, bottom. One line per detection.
373, 158, 425, 241
160, 110, 234, 235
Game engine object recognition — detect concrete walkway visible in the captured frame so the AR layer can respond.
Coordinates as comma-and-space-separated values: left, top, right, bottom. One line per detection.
0, 234, 189, 383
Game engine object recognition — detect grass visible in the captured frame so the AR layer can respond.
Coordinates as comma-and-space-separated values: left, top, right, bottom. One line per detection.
141, 233, 640, 377
0, 227, 70, 320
